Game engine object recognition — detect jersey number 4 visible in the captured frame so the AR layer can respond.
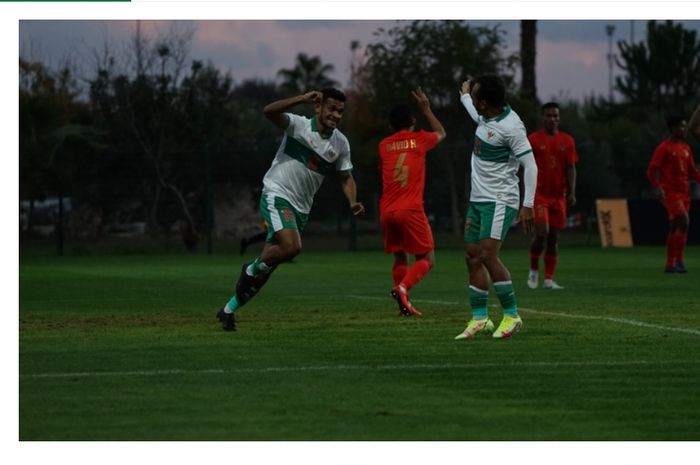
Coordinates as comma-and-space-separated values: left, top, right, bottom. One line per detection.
392, 153, 409, 187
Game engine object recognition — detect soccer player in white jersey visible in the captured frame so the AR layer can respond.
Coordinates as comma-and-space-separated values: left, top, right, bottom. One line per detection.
217, 88, 365, 331
454, 75, 538, 340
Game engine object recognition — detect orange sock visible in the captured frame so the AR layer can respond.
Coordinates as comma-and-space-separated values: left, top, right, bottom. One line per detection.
544, 254, 557, 280
666, 232, 677, 268
392, 259, 408, 286
400, 259, 432, 291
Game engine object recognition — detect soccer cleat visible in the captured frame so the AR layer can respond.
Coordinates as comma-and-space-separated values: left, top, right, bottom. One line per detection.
406, 299, 423, 317
391, 285, 422, 316
216, 306, 237, 331
664, 266, 676, 273
675, 260, 688, 273
542, 279, 564, 290
454, 318, 495, 340
492, 315, 522, 339
527, 270, 539, 289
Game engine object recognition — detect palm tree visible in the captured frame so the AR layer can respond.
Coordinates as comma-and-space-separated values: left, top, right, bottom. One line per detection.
277, 53, 338, 94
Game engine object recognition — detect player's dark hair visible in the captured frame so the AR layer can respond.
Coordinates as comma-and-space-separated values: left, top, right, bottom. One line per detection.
541, 102, 560, 113
322, 88, 346, 103
473, 75, 505, 107
667, 115, 685, 130
388, 104, 414, 131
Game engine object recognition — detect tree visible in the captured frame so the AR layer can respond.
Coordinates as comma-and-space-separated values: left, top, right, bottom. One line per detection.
277, 53, 338, 95
19, 58, 102, 246
86, 23, 225, 251
615, 20, 700, 114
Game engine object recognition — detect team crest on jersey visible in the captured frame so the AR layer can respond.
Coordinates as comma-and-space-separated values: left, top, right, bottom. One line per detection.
560, 144, 567, 152
487, 130, 495, 139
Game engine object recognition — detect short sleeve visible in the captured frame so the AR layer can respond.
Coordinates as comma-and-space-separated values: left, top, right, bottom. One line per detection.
284, 113, 303, 137
335, 137, 353, 172
420, 130, 440, 153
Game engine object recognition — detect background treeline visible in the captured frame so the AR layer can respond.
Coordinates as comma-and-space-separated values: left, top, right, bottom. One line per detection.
19, 20, 700, 252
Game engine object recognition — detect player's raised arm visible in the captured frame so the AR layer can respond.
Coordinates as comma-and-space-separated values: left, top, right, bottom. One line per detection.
412, 87, 446, 143
459, 80, 480, 123
263, 90, 322, 129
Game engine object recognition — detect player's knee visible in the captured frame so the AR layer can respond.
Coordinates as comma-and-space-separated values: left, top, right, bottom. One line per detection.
478, 248, 499, 265
278, 240, 301, 260
421, 251, 435, 268
465, 248, 480, 267
287, 243, 302, 259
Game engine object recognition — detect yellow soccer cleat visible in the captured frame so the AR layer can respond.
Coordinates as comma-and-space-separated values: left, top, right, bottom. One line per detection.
454, 318, 495, 340
492, 315, 523, 339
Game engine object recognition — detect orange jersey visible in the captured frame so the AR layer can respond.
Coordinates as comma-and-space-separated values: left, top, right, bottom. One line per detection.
528, 129, 578, 198
647, 138, 700, 198
378, 129, 439, 213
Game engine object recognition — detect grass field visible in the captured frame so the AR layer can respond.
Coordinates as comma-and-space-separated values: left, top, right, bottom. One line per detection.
18, 244, 700, 440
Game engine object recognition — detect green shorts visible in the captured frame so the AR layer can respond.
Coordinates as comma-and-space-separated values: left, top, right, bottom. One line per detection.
260, 193, 309, 242
464, 201, 518, 244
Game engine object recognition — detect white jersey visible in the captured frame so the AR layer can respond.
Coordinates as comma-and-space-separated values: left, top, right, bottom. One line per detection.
461, 94, 536, 209
262, 113, 353, 213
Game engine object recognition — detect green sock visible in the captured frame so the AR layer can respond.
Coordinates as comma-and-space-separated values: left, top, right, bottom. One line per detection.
247, 257, 271, 277
224, 296, 240, 313
469, 285, 489, 319
494, 281, 518, 317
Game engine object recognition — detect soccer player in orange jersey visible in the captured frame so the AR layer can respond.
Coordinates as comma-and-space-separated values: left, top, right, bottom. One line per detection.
526, 102, 578, 290
647, 116, 700, 273
378, 88, 446, 316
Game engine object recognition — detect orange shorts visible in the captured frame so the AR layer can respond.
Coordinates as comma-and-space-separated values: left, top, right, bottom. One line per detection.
380, 209, 434, 255
534, 194, 567, 230
664, 195, 690, 220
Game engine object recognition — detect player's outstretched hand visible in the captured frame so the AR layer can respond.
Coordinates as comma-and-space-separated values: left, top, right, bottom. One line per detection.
459, 80, 472, 97
412, 87, 431, 113
350, 202, 365, 216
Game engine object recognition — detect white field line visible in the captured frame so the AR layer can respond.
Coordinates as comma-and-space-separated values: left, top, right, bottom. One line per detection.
21, 360, 697, 380
346, 294, 700, 337
518, 307, 700, 337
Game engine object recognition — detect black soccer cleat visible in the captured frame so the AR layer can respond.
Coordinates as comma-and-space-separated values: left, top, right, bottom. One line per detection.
217, 306, 237, 331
